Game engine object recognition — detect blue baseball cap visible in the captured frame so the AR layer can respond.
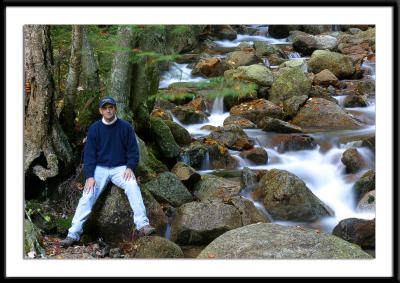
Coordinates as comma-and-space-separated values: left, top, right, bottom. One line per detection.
99, 96, 116, 108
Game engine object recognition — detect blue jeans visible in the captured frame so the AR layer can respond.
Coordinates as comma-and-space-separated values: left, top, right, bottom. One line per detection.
67, 165, 149, 240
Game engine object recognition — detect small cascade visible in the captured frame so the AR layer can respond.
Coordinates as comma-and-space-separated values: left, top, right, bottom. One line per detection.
211, 96, 224, 114
164, 223, 171, 240
159, 62, 207, 89
200, 151, 210, 171
361, 58, 376, 80
167, 110, 186, 128
287, 52, 301, 59
262, 57, 270, 67
214, 34, 288, 48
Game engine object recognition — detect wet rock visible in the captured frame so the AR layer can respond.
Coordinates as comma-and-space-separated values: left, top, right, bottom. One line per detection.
343, 94, 368, 108
282, 95, 309, 118
204, 141, 239, 170
171, 106, 209, 124
353, 170, 375, 201
170, 200, 242, 245
135, 135, 169, 179
291, 98, 364, 130
179, 141, 208, 170
357, 190, 375, 212
186, 96, 210, 113
258, 169, 333, 221
132, 236, 184, 258
276, 134, 317, 153
269, 67, 312, 105
163, 120, 192, 146
258, 117, 303, 133
308, 85, 339, 104
192, 57, 230, 77
171, 162, 201, 190
239, 147, 268, 165
206, 125, 254, 151
141, 172, 193, 207
341, 148, 366, 173
224, 64, 274, 87
150, 107, 173, 121
149, 117, 180, 159
89, 185, 135, 243
313, 69, 339, 87
223, 115, 256, 129
332, 218, 375, 249
193, 174, 241, 201
254, 41, 281, 57
197, 223, 371, 259
337, 27, 375, 56
230, 99, 284, 123
241, 167, 258, 189
208, 25, 237, 40
308, 50, 355, 79
229, 196, 271, 225
224, 51, 262, 68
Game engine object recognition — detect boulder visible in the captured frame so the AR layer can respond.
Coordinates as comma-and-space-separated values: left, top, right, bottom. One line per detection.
170, 200, 242, 244
332, 218, 375, 249
353, 170, 375, 201
142, 172, 193, 207
308, 50, 355, 79
197, 223, 372, 259
257, 169, 333, 221
193, 174, 242, 201
269, 67, 312, 105
291, 98, 363, 130
131, 236, 184, 258
230, 99, 284, 123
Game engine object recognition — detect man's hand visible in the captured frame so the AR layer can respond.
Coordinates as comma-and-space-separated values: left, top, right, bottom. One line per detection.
84, 177, 96, 193
123, 168, 134, 181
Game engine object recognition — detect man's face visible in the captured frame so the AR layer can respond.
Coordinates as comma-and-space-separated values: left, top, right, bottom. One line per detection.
99, 104, 116, 121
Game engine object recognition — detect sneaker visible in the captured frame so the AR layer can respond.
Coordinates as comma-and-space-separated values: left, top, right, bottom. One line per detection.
60, 236, 78, 248
137, 225, 156, 237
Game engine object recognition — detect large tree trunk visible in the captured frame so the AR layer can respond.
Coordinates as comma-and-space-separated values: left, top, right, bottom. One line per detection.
80, 26, 100, 92
75, 26, 101, 134
130, 26, 166, 137
108, 25, 135, 122
24, 25, 73, 181
62, 25, 83, 138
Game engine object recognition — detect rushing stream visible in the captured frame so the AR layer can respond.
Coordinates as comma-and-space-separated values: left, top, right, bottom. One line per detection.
158, 25, 375, 234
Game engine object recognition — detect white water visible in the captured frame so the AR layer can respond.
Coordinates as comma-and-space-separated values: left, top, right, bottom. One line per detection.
159, 63, 207, 89
214, 34, 288, 47
170, 96, 229, 138
361, 59, 376, 80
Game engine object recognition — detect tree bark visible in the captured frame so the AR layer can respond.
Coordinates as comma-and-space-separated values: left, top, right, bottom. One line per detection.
108, 25, 135, 122
63, 25, 83, 138
24, 25, 73, 180
80, 26, 100, 92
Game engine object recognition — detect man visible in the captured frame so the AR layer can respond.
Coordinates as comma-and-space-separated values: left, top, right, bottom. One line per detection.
60, 96, 156, 248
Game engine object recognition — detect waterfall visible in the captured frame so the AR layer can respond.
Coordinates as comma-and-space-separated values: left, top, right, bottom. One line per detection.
287, 52, 301, 59
159, 62, 207, 89
211, 96, 224, 114
263, 57, 270, 67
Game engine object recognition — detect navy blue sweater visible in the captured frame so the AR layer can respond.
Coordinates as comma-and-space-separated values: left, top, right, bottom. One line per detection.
83, 118, 140, 179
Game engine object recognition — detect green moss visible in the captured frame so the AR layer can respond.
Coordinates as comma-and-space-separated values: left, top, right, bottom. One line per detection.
55, 217, 72, 230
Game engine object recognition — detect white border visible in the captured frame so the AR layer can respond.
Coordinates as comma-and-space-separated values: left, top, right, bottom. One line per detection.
6, 6, 393, 278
